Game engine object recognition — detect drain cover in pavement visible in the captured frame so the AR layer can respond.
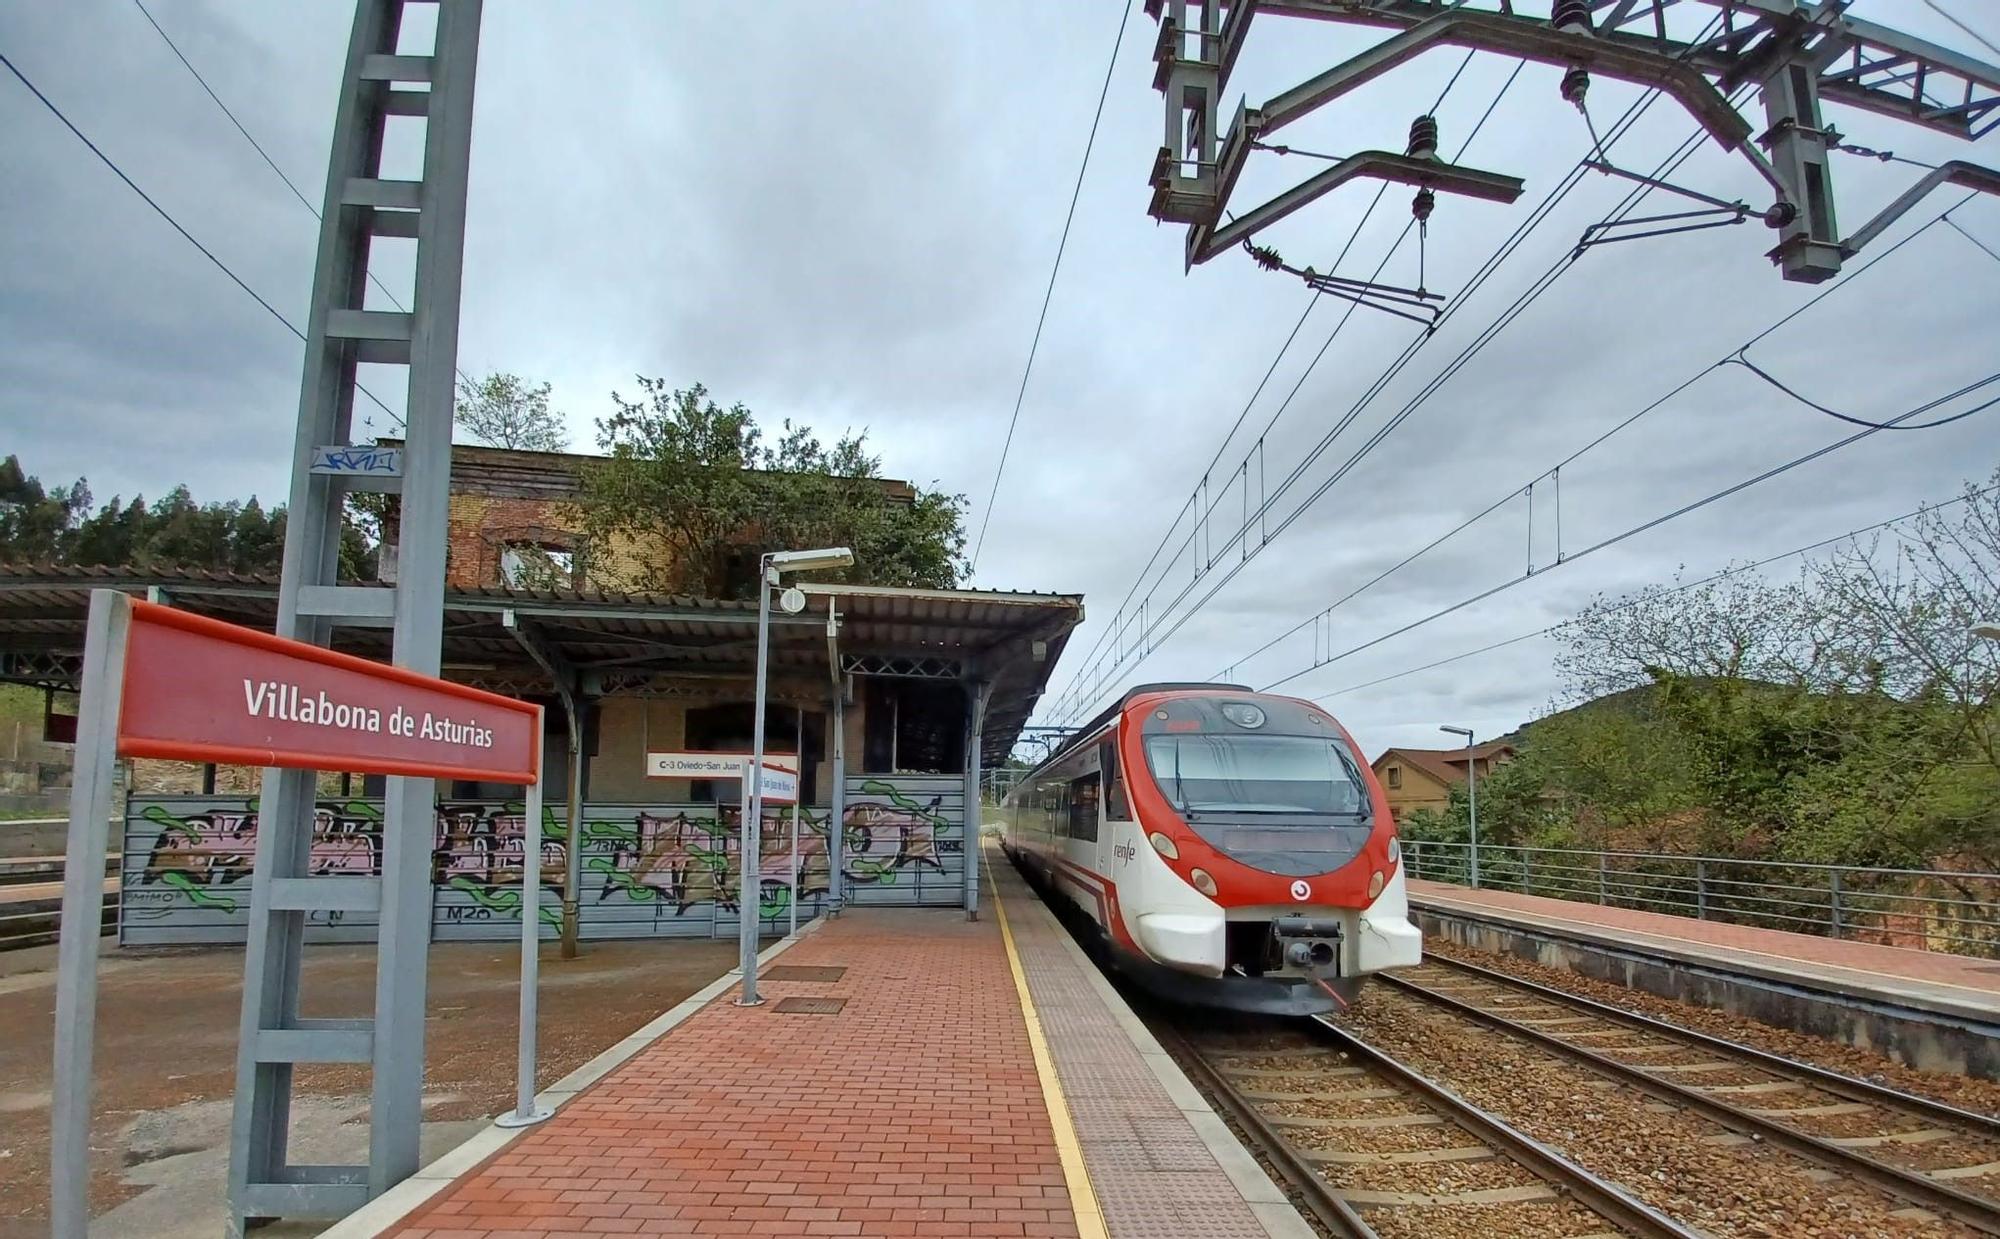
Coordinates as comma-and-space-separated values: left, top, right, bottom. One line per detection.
761, 965, 847, 983
774, 996, 847, 1015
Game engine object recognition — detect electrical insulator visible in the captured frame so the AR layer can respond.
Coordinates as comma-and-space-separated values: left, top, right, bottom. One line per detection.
1407, 114, 1440, 161
1561, 66, 1590, 110
1552, 0, 1592, 35
1412, 187, 1436, 225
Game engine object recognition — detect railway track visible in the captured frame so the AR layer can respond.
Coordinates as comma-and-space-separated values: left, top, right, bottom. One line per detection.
1383, 956, 2000, 1234
0, 856, 118, 950
1160, 1011, 1696, 1238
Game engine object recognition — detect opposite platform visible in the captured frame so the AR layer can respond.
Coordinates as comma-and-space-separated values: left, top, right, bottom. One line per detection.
1410, 879, 2000, 1077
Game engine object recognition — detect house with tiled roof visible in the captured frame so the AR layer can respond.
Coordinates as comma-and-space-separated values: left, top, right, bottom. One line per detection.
1371, 741, 1515, 820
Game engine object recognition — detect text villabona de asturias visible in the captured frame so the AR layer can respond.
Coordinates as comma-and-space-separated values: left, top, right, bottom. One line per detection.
243, 679, 496, 749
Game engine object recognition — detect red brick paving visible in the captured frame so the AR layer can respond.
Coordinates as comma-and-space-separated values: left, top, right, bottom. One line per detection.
390, 908, 1081, 1238
1412, 880, 2000, 994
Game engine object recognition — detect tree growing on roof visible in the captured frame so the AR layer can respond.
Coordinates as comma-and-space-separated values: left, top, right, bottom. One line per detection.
572, 379, 967, 597
454, 371, 570, 452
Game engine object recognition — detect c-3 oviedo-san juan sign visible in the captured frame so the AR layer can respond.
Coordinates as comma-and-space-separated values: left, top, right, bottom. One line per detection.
50, 591, 544, 1238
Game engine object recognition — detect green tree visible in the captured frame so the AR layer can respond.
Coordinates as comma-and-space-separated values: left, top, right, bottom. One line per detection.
1535, 470, 2000, 871
575, 379, 967, 596
70, 495, 149, 567
455, 371, 569, 452
0, 455, 374, 580
0, 455, 90, 561
229, 498, 284, 575
141, 486, 233, 569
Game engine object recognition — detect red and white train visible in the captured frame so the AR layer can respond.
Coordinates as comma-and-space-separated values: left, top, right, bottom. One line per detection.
1000, 684, 1420, 1014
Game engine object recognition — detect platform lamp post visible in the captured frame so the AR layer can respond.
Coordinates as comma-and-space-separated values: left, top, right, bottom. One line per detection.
1440, 725, 1477, 889
740, 546, 853, 1007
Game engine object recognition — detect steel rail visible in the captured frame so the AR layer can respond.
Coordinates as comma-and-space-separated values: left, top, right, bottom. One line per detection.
1155, 1020, 1380, 1238
1305, 1016, 1701, 1239
0, 894, 114, 950
1427, 954, 2000, 1139
1382, 973, 2000, 1234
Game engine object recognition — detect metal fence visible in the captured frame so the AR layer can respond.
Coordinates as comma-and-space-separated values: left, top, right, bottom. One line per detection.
1404, 841, 2000, 959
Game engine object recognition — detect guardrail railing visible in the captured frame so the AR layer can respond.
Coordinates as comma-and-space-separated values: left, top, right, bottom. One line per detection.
1404, 841, 2000, 959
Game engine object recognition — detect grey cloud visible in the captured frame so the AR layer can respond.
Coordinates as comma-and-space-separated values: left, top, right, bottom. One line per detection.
3, 0, 1996, 759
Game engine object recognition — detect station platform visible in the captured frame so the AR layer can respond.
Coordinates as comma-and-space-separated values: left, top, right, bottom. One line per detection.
344, 849, 1309, 1239
1409, 879, 2000, 1077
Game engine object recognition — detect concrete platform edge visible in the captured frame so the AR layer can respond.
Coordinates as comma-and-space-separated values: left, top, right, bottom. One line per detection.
316, 921, 825, 1239
1411, 892, 2000, 1022
1007, 869, 1317, 1239
1413, 896, 2000, 1079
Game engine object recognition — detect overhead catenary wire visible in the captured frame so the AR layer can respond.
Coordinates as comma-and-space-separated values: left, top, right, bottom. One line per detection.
0, 49, 403, 427
1051, 50, 1512, 704
1944, 215, 2000, 265
129, 0, 434, 429
1725, 350, 1999, 431
1260, 366, 2000, 694
1921, 0, 2000, 59
1136, 120, 1976, 711
1054, 36, 1737, 723
968, 0, 1134, 577
1213, 190, 1978, 680
1053, 25, 1736, 718
1314, 480, 2000, 702
1053, 55, 1557, 721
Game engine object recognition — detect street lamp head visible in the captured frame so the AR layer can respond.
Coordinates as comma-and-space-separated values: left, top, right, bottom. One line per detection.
1972, 623, 2000, 641
767, 546, 855, 574
1439, 724, 1472, 740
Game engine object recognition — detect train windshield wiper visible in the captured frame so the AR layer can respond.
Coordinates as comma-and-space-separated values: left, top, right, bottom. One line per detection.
1203, 805, 1372, 819
1172, 743, 1194, 817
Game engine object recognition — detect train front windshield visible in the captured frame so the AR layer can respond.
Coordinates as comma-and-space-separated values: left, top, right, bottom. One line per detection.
1143, 734, 1371, 817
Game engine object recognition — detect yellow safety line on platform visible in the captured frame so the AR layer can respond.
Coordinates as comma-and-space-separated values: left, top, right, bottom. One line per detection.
987, 861, 1110, 1239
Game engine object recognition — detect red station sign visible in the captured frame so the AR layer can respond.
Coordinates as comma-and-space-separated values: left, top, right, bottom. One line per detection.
116, 600, 540, 784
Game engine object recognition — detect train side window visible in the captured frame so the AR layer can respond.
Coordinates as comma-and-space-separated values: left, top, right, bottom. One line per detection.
1069, 772, 1100, 842
1101, 741, 1129, 820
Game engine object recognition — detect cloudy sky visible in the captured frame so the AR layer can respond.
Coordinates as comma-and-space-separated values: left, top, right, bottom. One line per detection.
4, 1, 1997, 758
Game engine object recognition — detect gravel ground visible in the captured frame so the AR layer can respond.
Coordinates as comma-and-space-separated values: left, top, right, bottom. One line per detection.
1335, 986, 1978, 1237
1420, 938, 2000, 1116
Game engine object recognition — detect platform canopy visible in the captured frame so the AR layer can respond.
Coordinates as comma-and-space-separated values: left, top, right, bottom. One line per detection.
0, 565, 1082, 764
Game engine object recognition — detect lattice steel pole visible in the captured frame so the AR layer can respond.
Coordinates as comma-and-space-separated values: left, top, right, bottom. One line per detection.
226, 1, 482, 1230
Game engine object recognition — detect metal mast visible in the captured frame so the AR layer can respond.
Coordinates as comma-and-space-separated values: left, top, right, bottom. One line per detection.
226, 1, 481, 1231
1147, 0, 2000, 283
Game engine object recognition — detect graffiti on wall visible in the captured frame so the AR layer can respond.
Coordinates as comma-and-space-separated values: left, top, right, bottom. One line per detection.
123, 774, 966, 944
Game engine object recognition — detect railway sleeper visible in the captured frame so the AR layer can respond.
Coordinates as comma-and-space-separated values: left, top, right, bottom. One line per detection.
1267, 1112, 1446, 1130
1824, 1128, 1955, 1148
1219, 1064, 1367, 1080
1304, 1145, 1497, 1166
1745, 1100, 1874, 1117
1342, 1183, 1561, 1207
1239, 1086, 1401, 1102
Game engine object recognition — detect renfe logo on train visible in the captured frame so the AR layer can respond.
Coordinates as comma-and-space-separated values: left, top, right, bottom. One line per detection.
117, 599, 539, 783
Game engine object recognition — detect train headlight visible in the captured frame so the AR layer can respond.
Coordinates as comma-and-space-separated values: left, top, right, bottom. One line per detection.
1189, 868, 1218, 897
1148, 831, 1179, 860
1220, 702, 1266, 729
1367, 870, 1386, 900
1386, 837, 1401, 866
